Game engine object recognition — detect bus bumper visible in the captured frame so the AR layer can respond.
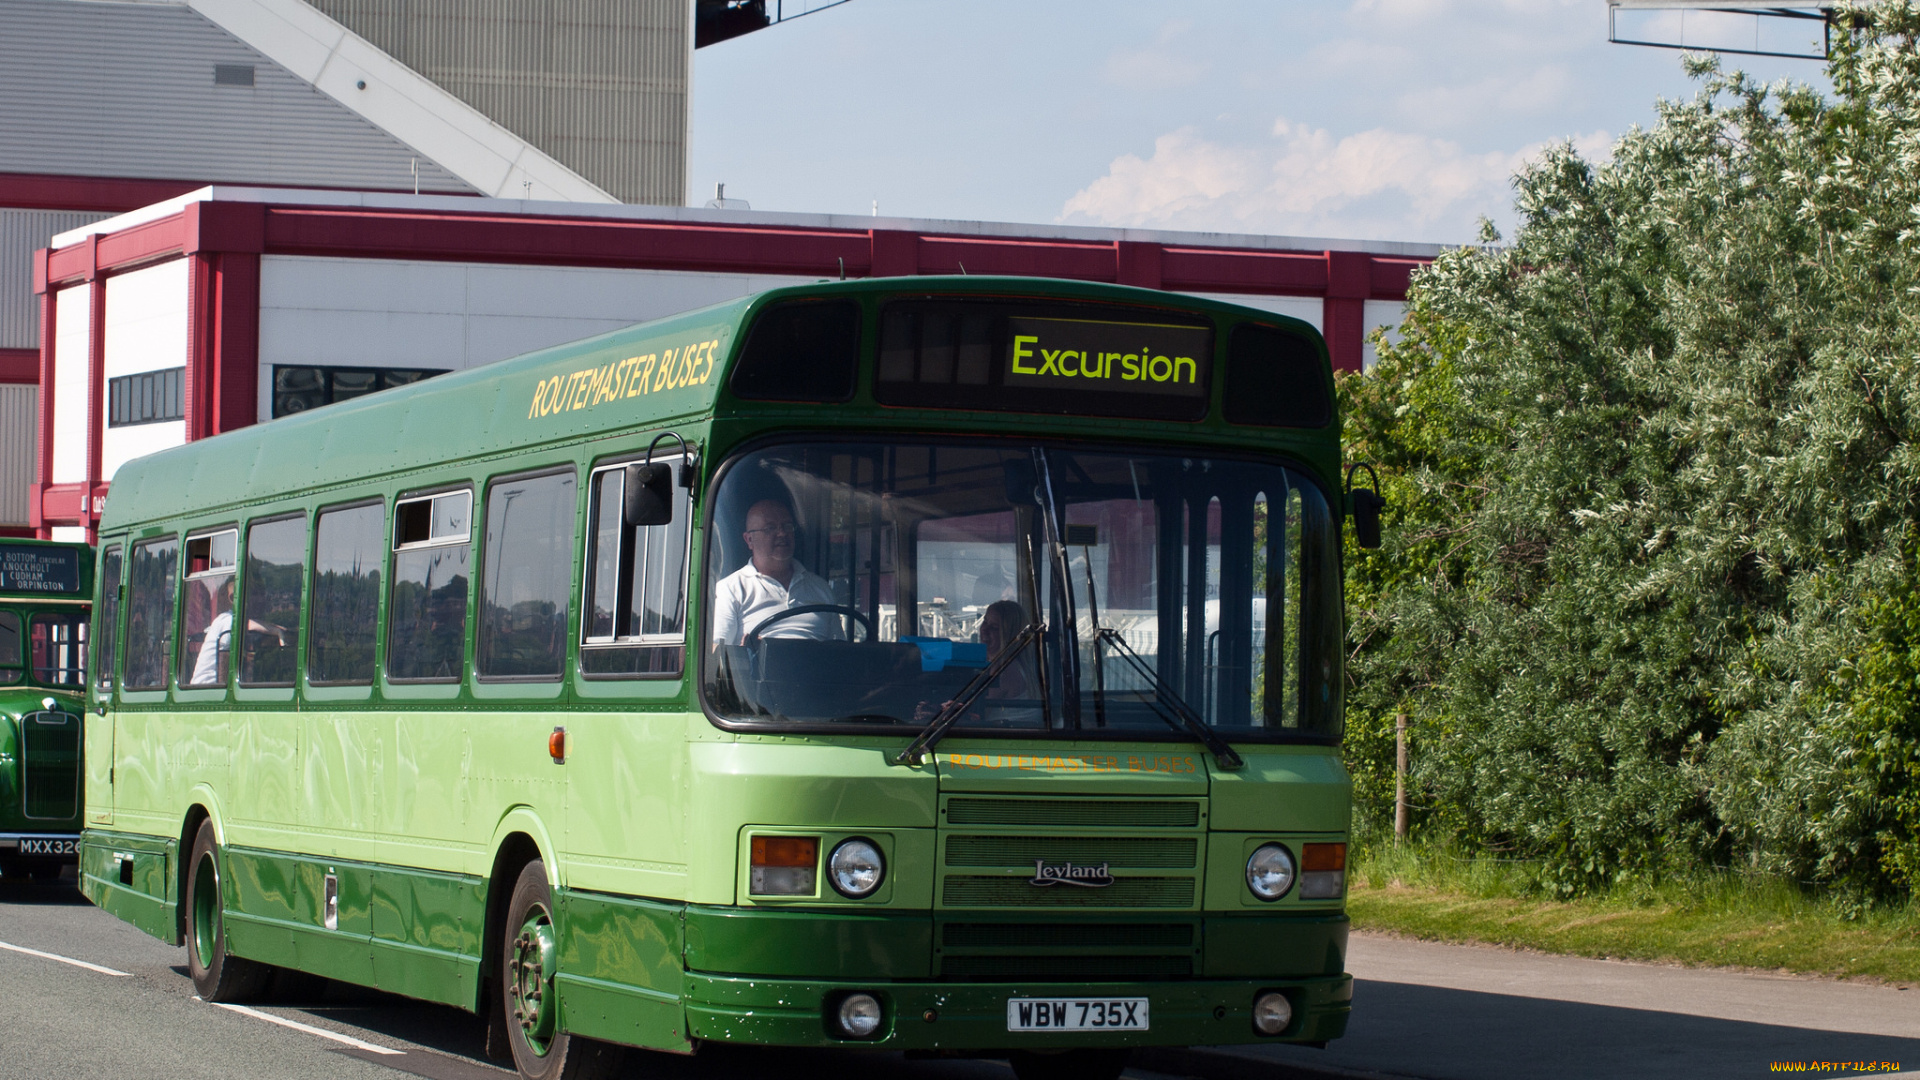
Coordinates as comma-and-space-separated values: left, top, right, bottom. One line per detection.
681, 972, 1351, 1049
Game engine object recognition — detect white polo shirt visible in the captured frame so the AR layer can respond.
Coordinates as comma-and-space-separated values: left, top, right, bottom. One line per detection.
711, 561, 843, 645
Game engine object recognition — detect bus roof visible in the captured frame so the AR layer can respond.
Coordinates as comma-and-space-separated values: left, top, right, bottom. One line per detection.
100, 276, 1329, 531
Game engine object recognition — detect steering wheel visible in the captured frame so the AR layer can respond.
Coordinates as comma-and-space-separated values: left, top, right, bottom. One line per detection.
746, 604, 875, 646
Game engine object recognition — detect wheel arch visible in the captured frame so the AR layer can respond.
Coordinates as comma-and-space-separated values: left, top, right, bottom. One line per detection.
175, 788, 224, 947
477, 806, 558, 1014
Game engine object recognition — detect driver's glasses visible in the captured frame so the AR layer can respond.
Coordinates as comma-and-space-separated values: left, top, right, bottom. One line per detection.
746, 523, 796, 537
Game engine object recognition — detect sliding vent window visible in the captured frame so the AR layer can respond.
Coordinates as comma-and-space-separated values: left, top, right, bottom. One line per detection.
729, 300, 860, 402
0, 614, 19, 685
388, 490, 471, 682
95, 546, 121, 692
582, 460, 692, 677
1223, 323, 1330, 429
240, 516, 305, 686
478, 470, 576, 680
179, 529, 238, 689
309, 503, 383, 685
124, 536, 177, 691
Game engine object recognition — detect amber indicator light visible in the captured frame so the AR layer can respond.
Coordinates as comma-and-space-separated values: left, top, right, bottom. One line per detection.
752, 836, 818, 868
548, 727, 566, 763
1302, 843, 1346, 872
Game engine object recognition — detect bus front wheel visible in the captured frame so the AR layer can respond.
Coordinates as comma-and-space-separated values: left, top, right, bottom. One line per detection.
501, 860, 624, 1080
185, 819, 269, 1002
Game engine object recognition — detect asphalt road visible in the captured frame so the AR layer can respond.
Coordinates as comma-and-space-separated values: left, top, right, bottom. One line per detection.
5, 871, 1917, 1080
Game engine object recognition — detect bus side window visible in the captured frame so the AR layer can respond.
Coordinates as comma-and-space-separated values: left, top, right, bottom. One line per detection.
388, 490, 471, 682
124, 536, 178, 691
478, 469, 575, 680
309, 502, 384, 685
96, 545, 122, 693
581, 459, 691, 678
240, 516, 306, 687
180, 529, 239, 689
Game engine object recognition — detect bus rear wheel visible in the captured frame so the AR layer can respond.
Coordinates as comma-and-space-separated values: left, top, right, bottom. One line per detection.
501, 859, 624, 1080
185, 819, 269, 1002
1008, 1049, 1133, 1080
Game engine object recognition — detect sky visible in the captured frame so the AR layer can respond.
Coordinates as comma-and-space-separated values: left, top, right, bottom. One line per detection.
688, 0, 1831, 246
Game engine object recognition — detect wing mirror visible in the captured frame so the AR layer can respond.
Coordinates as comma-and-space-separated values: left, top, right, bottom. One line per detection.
623, 432, 697, 528
1346, 463, 1386, 550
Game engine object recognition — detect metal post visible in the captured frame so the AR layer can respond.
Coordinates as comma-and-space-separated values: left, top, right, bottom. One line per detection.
1394, 712, 1409, 843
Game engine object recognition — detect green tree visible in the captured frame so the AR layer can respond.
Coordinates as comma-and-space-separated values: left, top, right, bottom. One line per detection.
1344, 3, 1920, 895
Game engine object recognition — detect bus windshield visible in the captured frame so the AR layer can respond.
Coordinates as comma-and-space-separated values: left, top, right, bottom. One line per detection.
703, 440, 1342, 739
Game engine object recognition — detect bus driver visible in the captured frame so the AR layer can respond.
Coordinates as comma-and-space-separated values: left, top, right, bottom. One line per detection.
711, 499, 843, 647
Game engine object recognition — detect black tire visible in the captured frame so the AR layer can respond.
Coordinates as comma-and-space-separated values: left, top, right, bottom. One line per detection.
1009, 1049, 1133, 1080
185, 819, 270, 1003
501, 860, 624, 1080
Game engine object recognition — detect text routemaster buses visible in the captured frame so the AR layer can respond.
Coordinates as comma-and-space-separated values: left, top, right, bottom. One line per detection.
81, 277, 1361, 1080
1, 538, 90, 880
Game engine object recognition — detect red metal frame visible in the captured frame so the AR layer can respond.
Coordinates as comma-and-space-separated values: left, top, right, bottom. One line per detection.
0, 349, 36, 384
31, 195, 1432, 535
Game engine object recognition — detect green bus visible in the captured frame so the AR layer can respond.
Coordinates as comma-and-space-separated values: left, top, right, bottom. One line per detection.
1, 538, 91, 880
80, 276, 1361, 1080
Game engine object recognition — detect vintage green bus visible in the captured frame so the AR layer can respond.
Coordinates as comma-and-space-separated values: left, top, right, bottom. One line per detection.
80, 276, 1360, 1080
1, 538, 90, 880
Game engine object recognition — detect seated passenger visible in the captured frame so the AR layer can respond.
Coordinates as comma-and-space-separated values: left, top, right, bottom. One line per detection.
711, 499, 843, 646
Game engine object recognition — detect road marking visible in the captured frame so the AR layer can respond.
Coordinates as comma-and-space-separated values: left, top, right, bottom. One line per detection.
0, 939, 132, 977
204, 1001, 405, 1056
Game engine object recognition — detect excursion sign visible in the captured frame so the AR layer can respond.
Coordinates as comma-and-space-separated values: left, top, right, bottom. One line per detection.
1003, 317, 1210, 399
0, 544, 82, 595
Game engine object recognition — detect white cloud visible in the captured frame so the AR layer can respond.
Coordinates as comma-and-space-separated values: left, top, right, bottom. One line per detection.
1058, 120, 1613, 244
1104, 19, 1207, 89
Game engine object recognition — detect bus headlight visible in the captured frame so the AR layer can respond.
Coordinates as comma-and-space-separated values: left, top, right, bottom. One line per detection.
835, 992, 883, 1038
1246, 843, 1296, 901
1252, 991, 1292, 1035
828, 838, 885, 898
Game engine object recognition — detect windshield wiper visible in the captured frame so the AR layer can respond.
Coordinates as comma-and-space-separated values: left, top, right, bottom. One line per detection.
892, 622, 1043, 766
1031, 449, 1082, 727
1094, 628, 1244, 770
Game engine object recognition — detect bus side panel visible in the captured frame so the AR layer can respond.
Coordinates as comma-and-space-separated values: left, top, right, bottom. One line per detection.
224, 847, 377, 986
77, 831, 177, 942
562, 709, 691, 901
557, 890, 690, 1052
369, 862, 485, 1007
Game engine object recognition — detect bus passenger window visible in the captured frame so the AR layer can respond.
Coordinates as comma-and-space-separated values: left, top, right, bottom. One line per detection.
581, 460, 691, 677
29, 612, 86, 686
309, 503, 383, 685
388, 490, 471, 682
180, 530, 239, 688
0, 613, 20, 685
478, 470, 575, 680
124, 536, 178, 691
96, 545, 122, 692
240, 516, 305, 687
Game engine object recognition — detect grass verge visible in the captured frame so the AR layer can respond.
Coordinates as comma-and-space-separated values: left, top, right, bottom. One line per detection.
1347, 842, 1920, 984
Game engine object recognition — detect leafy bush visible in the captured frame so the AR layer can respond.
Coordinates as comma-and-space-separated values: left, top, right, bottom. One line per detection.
1343, 3, 1920, 896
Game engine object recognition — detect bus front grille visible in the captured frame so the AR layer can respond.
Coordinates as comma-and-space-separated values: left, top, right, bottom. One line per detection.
946, 797, 1201, 828
20, 711, 81, 821
942, 921, 1195, 948
936, 920, 1201, 980
938, 954, 1193, 980
942, 876, 1195, 908
945, 835, 1198, 869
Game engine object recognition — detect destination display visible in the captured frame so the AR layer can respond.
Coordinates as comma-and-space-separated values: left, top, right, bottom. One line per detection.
0, 544, 82, 595
875, 300, 1215, 421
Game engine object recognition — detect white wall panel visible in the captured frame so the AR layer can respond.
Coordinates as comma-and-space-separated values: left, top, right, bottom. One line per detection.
0, 384, 35, 526
101, 260, 190, 483
50, 286, 89, 485
1363, 299, 1407, 372
257, 255, 816, 420
1196, 293, 1325, 331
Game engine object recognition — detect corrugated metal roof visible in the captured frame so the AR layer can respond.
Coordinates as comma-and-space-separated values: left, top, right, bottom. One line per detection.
0, 384, 36, 525
0, 0, 475, 193
0, 209, 109, 350
310, 0, 687, 205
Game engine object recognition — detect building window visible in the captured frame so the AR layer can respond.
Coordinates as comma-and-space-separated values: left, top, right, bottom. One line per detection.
273, 366, 448, 418
213, 63, 255, 87
109, 368, 186, 427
